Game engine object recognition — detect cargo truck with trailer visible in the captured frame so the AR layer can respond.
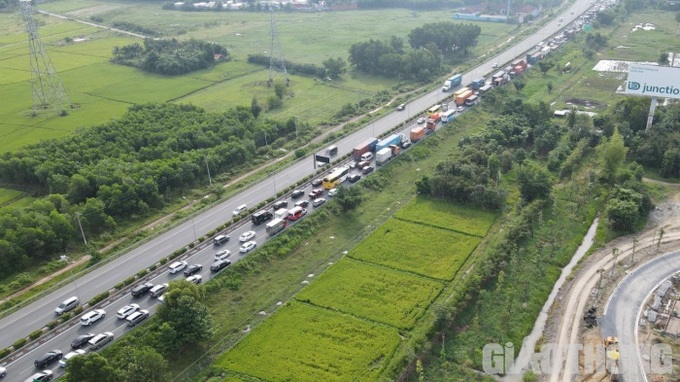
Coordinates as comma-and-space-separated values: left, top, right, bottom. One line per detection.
266, 218, 287, 236
376, 147, 392, 166
352, 137, 378, 161
442, 74, 462, 92
376, 134, 404, 151
470, 78, 485, 90
410, 127, 426, 142
479, 84, 493, 95
453, 87, 471, 100
492, 70, 507, 86
455, 90, 473, 106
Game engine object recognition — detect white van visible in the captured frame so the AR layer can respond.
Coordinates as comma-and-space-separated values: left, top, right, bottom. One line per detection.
232, 204, 247, 217
55, 296, 79, 315
360, 152, 373, 162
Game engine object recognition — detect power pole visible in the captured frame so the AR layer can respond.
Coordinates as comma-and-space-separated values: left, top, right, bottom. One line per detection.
75, 212, 87, 245
268, 11, 288, 87
20, 0, 71, 116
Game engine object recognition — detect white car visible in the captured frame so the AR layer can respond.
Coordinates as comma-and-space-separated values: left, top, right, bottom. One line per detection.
59, 349, 86, 368
186, 275, 202, 284
417, 117, 426, 124
80, 309, 106, 326
214, 250, 231, 261
312, 198, 326, 207
239, 241, 257, 253
168, 260, 188, 274
0, 366, 5, 379
328, 188, 338, 197
232, 204, 247, 216
239, 230, 256, 242
116, 303, 140, 319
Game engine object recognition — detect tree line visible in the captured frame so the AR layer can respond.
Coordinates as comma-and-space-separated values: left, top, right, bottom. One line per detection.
247, 54, 346, 80
111, 38, 229, 76
0, 103, 308, 280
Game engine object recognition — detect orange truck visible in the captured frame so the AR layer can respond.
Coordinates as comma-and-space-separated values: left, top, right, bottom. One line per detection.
410, 127, 426, 142
455, 90, 473, 106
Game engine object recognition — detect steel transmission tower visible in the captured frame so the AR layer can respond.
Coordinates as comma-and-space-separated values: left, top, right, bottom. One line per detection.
20, 0, 71, 116
268, 11, 288, 86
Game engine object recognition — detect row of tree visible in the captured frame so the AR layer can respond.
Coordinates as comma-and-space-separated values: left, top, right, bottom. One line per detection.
0, 103, 308, 279
111, 39, 228, 76
247, 54, 346, 80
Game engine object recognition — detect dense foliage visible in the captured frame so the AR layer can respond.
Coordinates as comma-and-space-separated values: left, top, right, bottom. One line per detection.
408, 22, 482, 58
349, 37, 442, 81
247, 54, 346, 79
111, 39, 228, 75
0, 103, 306, 279
626, 102, 680, 178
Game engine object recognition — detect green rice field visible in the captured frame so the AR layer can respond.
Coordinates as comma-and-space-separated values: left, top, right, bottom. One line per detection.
394, 196, 497, 237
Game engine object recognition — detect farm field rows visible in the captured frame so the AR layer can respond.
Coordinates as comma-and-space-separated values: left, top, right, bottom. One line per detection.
216, 196, 487, 380
394, 197, 497, 236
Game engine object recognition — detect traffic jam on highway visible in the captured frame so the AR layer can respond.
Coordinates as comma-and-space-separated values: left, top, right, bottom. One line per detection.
0, 3, 611, 381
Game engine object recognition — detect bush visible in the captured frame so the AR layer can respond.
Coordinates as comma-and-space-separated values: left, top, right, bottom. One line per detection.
29, 329, 43, 341
0, 348, 10, 359
72, 306, 84, 315
59, 312, 72, 322
12, 338, 27, 350
159, 257, 169, 265
47, 320, 59, 329
149, 265, 157, 272
136, 269, 149, 278
89, 291, 110, 306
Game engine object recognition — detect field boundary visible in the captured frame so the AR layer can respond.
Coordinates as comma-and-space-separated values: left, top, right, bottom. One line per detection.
393, 215, 490, 238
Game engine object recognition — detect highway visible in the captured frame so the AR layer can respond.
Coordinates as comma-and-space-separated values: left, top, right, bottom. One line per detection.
601, 250, 680, 382
0, 0, 600, 379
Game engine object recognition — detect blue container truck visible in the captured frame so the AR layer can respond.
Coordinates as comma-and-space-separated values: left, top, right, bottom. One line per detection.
442, 74, 463, 92
376, 134, 403, 151
470, 78, 486, 90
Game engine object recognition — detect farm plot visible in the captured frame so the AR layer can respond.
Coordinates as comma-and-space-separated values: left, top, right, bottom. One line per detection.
296, 258, 443, 329
394, 197, 497, 237
349, 218, 479, 280
217, 302, 400, 382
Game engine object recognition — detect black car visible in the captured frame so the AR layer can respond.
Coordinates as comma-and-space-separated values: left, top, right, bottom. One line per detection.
273, 200, 288, 210
295, 200, 309, 208
348, 174, 361, 183
183, 264, 203, 277
34, 350, 62, 369
362, 166, 375, 175
210, 259, 232, 273
71, 333, 95, 349
130, 282, 154, 297
311, 179, 322, 187
291, 190, 304, 199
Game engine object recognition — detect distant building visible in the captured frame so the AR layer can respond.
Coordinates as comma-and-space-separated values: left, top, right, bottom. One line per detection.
453, 13, 508, 23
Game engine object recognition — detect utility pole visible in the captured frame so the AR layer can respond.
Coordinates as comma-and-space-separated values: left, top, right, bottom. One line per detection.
75, 212, 87, 245
205, 156, 212, 185
60, 255, 81, 302
631, 237, 638, 264
610, 248, 619, 279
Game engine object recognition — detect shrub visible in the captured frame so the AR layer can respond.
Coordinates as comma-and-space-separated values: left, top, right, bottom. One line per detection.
89, 291, 110, 306
29, 329, 43, 341
159, 257, 169, 265
12, 338, 27, 350
72, 306, 84, 315
47, 320, 59, 329
0, 348, 10, 359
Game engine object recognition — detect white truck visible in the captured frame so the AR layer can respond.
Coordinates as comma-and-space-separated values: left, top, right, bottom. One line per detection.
376, 147, 393, 166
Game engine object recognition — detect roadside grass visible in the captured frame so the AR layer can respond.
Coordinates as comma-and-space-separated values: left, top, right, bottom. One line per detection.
348, 218, 481, 281
295, 258, 444, 329
394, 197, 497, 237
216, 302, 401, 382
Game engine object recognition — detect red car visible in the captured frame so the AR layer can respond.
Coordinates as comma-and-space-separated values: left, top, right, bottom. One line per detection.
308, 189, 324, 198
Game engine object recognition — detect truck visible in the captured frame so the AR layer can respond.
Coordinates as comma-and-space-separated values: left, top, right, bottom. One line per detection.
603, 336, 620, 382
479, 84, 493, 95
455, 90, 473, 106
511, 58, 527, 70
492, 70, 507, 86
376, 147, 392, 166
513, 65, 525, 76
442, 74, 462, 92
274, 208, 288, 220
389, 144, 400, 156
470, 78, 485, 90
465, 94, 479, 107
441, 109, 456, 123
376, 134, 403, 151
266, 218, 287, 236
352, 137, 378, 161
426, 118, 438, 133
453, 87, 471, 100
410, 127, 426, 142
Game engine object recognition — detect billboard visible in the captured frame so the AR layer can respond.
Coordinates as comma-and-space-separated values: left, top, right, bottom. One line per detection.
625, 64, 680, 100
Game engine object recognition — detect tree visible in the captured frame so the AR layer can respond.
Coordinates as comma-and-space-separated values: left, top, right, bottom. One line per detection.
66, 353, 119, 382
517, 163, 552, 202
250, 97, 262, 118
274, 82, 286, 99
658, 52, 670, 66
111, 346, 170, 382
487, 153, 500, 185
513, 79, 526, 92
598, 127, 628, 184
334, 185, 362, 212
156, 280, 214, 346
322, 57, 346, 79
546, 82, 554, 93
538, 61, 553, 75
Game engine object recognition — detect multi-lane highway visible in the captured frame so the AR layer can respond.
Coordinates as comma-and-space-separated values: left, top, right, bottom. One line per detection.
0, 0, 600, 379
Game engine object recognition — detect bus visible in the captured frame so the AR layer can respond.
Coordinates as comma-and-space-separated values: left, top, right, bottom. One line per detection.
322, 166, 350, 190
427, 105, 442, 116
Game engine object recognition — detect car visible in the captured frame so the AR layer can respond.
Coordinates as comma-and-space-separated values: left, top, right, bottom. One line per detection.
0, 366, 5, 379
80, 309, 106, 326
295, 200, 309, 208
211, 259, 232, 273
116, 303, 140, 319
59, 350, 86, 368
291, 189, 304, 199
492, 62, 499, 68
23, 371, 53, 382
186, 274, 202, 284
239, 240, 257, 253
401, 139, 412, 149
168, 260, 188, 274
88, 332, 114, 350
272, 200, 288, 210
131, 282, 154, 297
362, 166, 375, 175
55, 296, 79, 315
213, 234, 230, 246
126, 310, 150, 327
457, 106, 465, 112
328, 188, 338, 197
396, 103, 406, 111
312, 198, 326, 207
34, 350, 62, 368
309, 189, 324, 198
149, 283, 168, 298
348, 174, 361, 183
357, 160, 371, 169
71, 333, 95, 349
183, 264, 203, 277
214, 249, 231, 261
239, 230, 256, 242
232, 204, 247, 216
417, 117, 426, 124
311, 178, 322, 187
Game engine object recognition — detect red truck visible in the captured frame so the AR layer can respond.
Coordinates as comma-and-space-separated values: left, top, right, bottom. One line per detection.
351, 137, 378, 161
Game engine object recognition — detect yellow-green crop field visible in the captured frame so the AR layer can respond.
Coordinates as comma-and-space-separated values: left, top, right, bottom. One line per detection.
394, 196, 497, 237
295, 258, 443, 329
349, 218, 480, 280
217, 302, 401, 382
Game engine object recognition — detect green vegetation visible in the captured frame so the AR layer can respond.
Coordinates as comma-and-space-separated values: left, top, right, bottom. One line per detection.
394, 197, 497, 236
296, 258, 443, 329
349, 218, 480, 280
111, 39, 229, 75
217, 302, 401, 382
